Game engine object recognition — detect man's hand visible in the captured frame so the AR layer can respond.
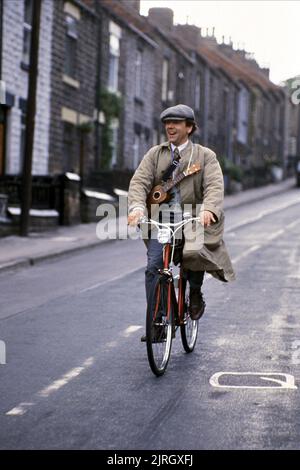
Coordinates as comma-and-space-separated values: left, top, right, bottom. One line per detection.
200, 210, 216, 227
127, 209, 144, 226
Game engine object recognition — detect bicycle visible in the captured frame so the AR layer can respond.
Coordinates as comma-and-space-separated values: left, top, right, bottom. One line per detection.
139, 213, 202, 377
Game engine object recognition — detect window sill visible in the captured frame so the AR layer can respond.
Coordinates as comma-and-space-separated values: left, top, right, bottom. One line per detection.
62, 74, 80, 89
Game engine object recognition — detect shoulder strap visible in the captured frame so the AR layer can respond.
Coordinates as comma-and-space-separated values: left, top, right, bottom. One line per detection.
161, 147, 181, 182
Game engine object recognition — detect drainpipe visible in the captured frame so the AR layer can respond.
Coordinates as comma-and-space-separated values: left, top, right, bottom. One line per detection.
0, 0, 3, 81
94, 2, 102, 171
20, 0, 42, 236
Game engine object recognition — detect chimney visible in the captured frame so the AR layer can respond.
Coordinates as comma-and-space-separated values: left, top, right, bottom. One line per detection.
219, 37, 234, 57
199, 26, 217, 49
148, 8, 174, 32
175, 24, 202, 47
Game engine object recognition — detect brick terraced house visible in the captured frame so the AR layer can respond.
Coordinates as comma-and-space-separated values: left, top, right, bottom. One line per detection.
0, 0, 297, 230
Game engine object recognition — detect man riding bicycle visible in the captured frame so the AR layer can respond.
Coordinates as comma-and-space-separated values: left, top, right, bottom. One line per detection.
128, 104, 235, 338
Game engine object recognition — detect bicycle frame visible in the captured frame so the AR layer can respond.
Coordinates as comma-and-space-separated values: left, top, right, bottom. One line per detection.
140, 215, 201, 327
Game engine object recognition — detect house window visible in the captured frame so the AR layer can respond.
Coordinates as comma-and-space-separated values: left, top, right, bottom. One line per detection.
263, 102, 270, 145
135, 49, 142, 99
108, 22, 121, 93
161, 59, 169, 102
63, 122, 77, 172
65, 15, 78, 79
195, 73, 201, 111
275, 105, 280, 136
110, 119, 119, 168
209, 75, 215, 120
256, 100, 262, 138
223, 88, 228, 120
237, 87, 249, 144
22, 0, 33, 66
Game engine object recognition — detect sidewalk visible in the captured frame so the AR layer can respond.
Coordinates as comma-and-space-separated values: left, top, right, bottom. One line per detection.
0, 177, 297, 273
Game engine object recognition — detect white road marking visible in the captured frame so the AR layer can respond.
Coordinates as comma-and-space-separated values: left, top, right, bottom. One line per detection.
6, 200, 300, 416
213, 337, 232, 347
79, 201, 300, 294
226, 198, 300, 233
6, 403, 34, 416
5, 322, 144, 417
0, 340, 6, 364
209, 372, 297, 390
122, 325, 143, 337
232, 244, 261, 264
38, 357, 94, 398
230, 218, 300, 265
105, 341, 118, 349
5, 323, 144, 417
267, 229, 285, 241
287, 242, 300, 279
205, 217, 300, 285
6, 356, 94, 416
79, 266, 144, 293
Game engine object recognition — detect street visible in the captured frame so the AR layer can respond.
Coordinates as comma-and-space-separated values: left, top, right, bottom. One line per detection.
1, 187, 300, 450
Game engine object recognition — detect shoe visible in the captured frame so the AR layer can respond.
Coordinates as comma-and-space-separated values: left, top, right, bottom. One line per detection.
141, 323, 175, 342
140, 324, 165, 343
189, 288, 206, 321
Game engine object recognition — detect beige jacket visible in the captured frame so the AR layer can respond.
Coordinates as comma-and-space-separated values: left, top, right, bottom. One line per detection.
128, 140, 236, 282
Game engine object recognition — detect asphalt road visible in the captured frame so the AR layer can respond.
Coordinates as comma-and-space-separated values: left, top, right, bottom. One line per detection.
0, 186, 300, 450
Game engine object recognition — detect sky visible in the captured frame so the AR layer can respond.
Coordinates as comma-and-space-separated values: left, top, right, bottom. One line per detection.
140, 0, 300, 85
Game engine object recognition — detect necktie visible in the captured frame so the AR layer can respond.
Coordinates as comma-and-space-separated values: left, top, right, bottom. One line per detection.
172, 147, 181, 179
162, 147, 181, 182
173, 146, 180, 161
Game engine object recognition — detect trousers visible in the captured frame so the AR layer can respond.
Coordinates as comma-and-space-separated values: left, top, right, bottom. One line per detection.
145, 238, 204, 303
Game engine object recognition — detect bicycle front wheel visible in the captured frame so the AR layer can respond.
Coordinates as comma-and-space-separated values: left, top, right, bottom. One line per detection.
146, 278, 173, 376
180, 280, 199, 353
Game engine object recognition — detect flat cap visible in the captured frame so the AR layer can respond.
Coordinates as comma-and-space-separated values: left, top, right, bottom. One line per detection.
160, 104, 195, 122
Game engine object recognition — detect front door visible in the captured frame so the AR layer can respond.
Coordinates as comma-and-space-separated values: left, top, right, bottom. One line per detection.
0, 106, 5, 175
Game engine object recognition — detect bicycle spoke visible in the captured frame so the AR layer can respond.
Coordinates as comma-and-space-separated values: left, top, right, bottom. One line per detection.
146, 279, 173, 376
180, 281, 199, 353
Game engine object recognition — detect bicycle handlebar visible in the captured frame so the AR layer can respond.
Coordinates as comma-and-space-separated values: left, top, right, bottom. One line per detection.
138, 215, 201, 230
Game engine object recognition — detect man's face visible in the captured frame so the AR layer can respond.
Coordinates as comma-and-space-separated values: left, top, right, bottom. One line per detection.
164, 120, 193, 147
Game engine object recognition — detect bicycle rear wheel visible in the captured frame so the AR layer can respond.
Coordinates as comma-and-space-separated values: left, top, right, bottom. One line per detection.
146, 277, 173, 376
180, 280, 199, 353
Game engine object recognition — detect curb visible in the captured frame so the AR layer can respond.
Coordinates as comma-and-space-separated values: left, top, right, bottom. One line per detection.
0, 258, 31, 273
0, 180, 297, 274
0, 238, 115, 275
